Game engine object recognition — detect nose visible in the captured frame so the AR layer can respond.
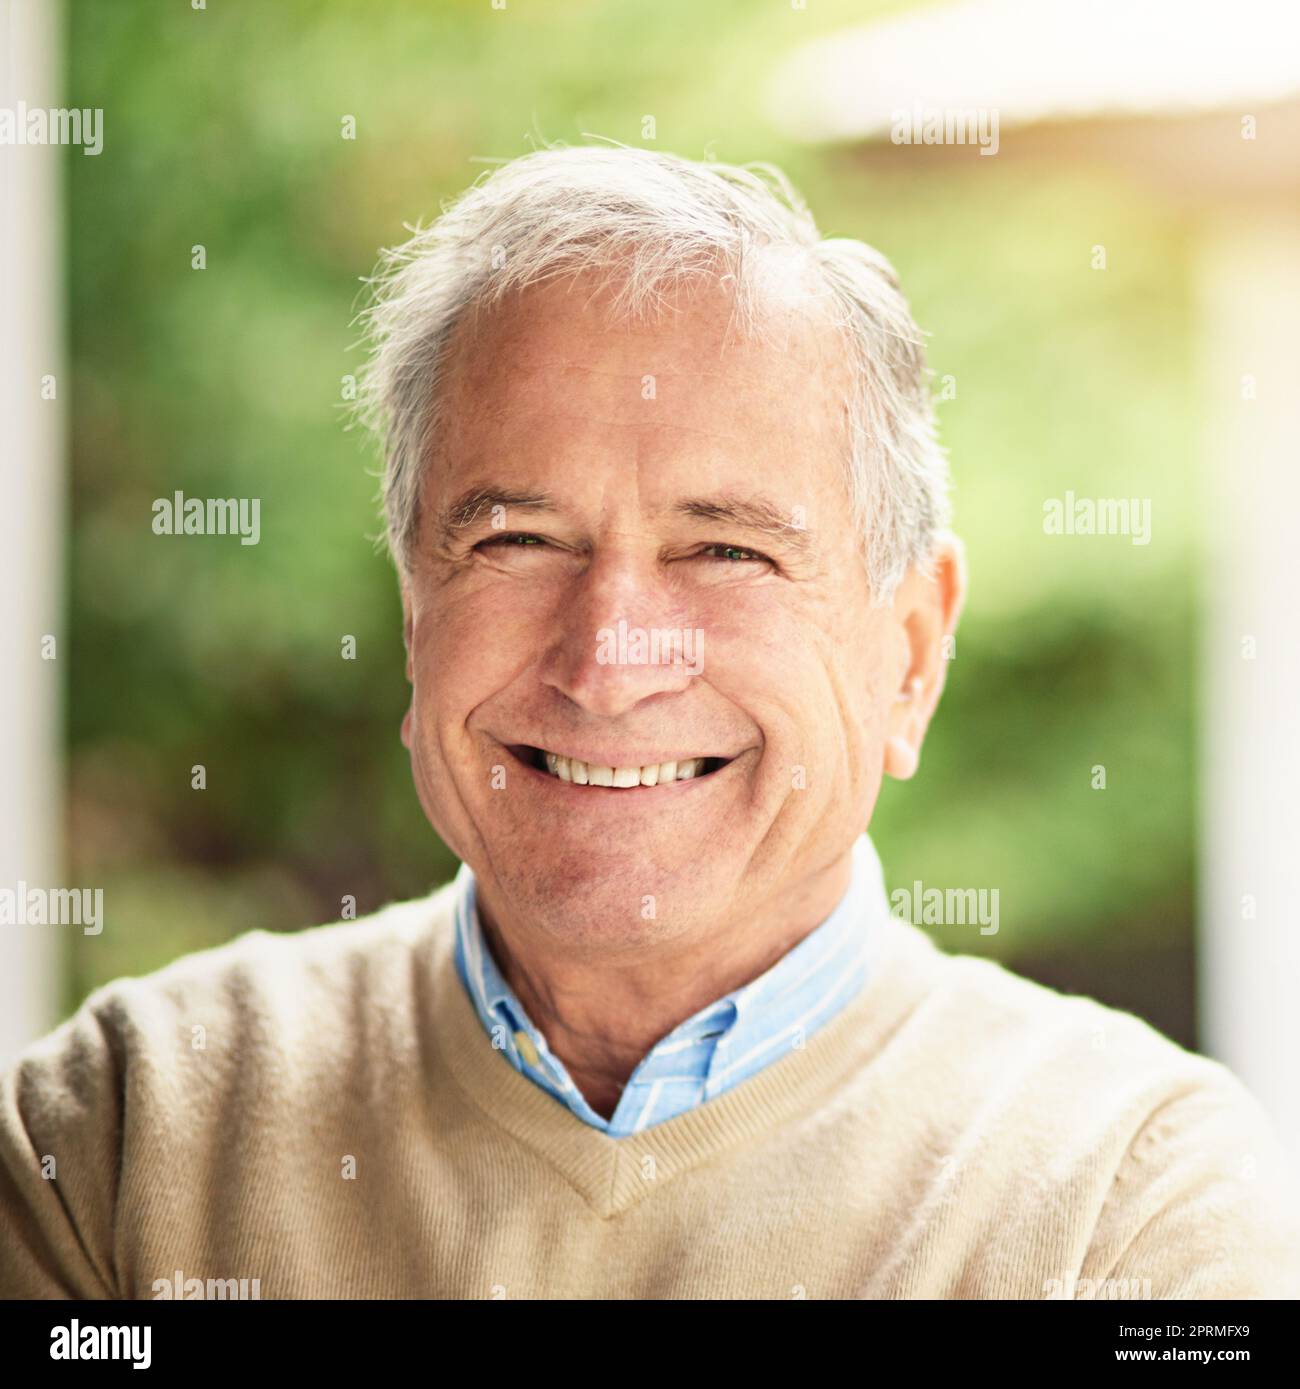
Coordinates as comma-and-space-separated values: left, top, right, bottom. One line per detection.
539, 552, 700, 718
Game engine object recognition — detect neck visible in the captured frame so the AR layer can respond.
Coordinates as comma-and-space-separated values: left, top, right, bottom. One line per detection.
474, 851, 855, 1119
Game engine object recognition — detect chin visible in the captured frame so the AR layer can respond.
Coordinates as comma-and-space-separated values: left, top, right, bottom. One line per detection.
482, 837, 732, 945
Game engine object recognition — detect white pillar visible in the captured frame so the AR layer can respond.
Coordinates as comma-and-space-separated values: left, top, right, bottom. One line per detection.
0, 0, 65, 1065
1197, 211, 1300, 1158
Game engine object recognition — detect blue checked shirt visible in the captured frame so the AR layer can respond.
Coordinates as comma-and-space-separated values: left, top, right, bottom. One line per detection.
451, 832, 889, 1137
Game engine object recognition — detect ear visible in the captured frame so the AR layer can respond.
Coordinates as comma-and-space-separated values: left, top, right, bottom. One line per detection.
400, 579, 414, 677
883, 533, 967, 781
399, 579, 415, 749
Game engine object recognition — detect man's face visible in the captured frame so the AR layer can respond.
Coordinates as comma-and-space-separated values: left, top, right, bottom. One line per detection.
400, 274, 914, 949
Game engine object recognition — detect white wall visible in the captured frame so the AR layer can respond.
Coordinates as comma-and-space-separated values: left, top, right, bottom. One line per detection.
0, 0, 65, 1066
1198, 211, 1300, 1158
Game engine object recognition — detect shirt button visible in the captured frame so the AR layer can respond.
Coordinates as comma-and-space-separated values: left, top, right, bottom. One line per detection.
514, 1030, 541, 1068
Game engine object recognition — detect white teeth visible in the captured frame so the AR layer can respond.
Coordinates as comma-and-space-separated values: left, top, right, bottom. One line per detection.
536, 751, 716, 787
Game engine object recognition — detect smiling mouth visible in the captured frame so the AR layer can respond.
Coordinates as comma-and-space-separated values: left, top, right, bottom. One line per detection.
510, 745, 732, 788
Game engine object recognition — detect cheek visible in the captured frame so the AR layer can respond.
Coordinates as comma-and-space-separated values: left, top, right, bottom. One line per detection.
411, 585, 539, 726
854, 752, 887, 828
846, 658, 894, 777
811, 621, 895, 789
701, 606, 864, 784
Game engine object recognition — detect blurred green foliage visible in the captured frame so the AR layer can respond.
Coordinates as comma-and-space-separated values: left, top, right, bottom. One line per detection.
66, 0, 1197, 1040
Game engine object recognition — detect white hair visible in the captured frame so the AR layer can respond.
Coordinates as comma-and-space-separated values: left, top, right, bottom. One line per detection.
355, 142, 950, 600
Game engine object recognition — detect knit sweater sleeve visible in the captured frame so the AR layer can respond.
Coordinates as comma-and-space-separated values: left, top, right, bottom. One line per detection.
1085, 1067, 1300, 1300
0, 996, 124, 1299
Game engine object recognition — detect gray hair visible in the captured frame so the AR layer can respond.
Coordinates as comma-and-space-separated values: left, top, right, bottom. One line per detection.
355, 142, 950, 600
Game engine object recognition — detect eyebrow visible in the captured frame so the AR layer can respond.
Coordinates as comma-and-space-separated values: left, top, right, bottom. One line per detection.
672, 494, 815, 555
437, 485, 560, 537
435, 482, 815, 557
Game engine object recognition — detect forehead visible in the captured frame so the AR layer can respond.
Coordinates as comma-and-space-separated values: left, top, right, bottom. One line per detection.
431, 273, 853, 501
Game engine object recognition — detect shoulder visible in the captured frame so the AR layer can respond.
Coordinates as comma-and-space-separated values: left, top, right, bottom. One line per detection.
888, 923, 1234, 1106
0, 884, 459, 1297
88, 883, 457, 1044
879, 925, 1300, 1294
3, 881, 459, 1135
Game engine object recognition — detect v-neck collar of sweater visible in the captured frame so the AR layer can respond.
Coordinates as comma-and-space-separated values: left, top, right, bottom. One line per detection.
423, 884, 941, 1219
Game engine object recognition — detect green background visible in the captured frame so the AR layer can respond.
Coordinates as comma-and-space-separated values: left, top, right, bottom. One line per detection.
64, 0, 1198, 1042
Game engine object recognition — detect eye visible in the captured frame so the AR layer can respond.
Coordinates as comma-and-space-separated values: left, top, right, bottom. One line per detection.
697, 543, 770, 564
475, 532, 547, 550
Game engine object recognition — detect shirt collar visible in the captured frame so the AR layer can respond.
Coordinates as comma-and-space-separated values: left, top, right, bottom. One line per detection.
451, 832, 888, 1119
698, 834, 887, 1092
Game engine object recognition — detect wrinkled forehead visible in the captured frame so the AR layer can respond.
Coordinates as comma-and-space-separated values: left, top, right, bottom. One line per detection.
430, 267, 855, 485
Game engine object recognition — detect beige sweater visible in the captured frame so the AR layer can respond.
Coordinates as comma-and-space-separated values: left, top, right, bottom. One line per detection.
2, 881, 1298, 1300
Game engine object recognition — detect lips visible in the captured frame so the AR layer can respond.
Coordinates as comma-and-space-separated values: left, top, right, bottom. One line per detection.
509, 745, 732, 788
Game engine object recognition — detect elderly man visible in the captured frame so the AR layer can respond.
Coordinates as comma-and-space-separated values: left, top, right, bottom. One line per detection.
3, 146, 1298, 1301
